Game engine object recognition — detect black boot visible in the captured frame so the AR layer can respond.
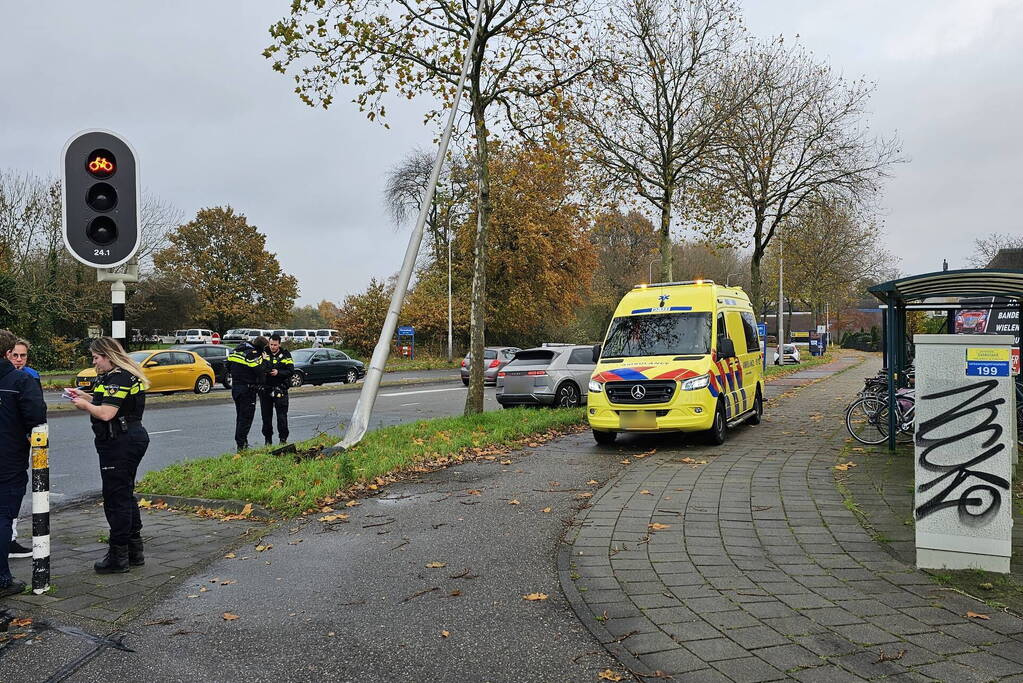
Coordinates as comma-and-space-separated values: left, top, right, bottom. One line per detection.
94, 544, 130, 574
128, 534, 145, 567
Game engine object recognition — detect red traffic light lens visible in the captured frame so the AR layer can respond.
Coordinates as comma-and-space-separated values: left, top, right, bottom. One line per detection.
86, 149, 116, 179
86, 216, 118, 245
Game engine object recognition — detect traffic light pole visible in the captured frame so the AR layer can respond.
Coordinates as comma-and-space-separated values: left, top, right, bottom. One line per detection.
97, 259, 138, 348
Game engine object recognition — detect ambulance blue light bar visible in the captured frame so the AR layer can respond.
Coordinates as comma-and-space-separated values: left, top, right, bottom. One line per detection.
633, 279, 715, 290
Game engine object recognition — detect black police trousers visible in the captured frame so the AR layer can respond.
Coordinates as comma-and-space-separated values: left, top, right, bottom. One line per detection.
95, 423, 149, 546
259, 388, 289, 443
232, 384, 259, 448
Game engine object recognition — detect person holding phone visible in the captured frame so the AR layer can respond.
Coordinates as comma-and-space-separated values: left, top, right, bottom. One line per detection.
67, 337, 150, 574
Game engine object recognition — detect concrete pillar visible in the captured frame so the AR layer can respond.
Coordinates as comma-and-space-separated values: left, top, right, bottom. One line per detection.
914, 334, 1016, 573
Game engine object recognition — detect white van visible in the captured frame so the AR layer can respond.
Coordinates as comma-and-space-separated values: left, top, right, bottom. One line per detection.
314, 329, 340, 345
184, 328, 214, 344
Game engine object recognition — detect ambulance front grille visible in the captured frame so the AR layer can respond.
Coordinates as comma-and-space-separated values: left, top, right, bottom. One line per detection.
605, 380, 676, 405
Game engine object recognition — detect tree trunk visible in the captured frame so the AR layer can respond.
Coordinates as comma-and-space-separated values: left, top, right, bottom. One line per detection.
748, 215, 767, 317
658, 194, 673, 282
464, 86, 491, 416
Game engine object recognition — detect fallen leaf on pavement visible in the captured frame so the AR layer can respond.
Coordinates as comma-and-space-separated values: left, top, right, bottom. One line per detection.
467, 489, 482, 496
523, 592, 548, 601
222, 613, 240, 621
319, 514, 349, 522
640, 490, 652, 495
10, 618, 32, 628
598, 670, 623, 681
200, 586, 208, 593
239, 503, 254, 517
440, 630, 450, 637
224, 553, 236, 559
648, 523, 670, 531
620, 459, 631, 465
256, 544, 272, 552
186, 594, 199, 599
575, 492, 593, 499
966, 611, 990, 620
425, 562, 447, 568
542, 507, 552, 513
220, 580, 237, 585
587, 480, 599, 485
834, 462, 857, 471
500, 460, 513, 465
138, 498, 152, 509
345, 500, 361, 508
634, 448, 656, 459
449, 590, 461, 597
508, 499, 520, 505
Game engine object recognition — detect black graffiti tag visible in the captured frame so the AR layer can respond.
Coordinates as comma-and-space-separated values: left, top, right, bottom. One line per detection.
915, 379, 1010, 525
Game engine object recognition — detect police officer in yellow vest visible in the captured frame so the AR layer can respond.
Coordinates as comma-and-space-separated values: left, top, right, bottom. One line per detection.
227, 336, 269, 451
260, 334, 294, 445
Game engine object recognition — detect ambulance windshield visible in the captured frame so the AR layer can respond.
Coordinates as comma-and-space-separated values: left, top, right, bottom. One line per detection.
602, 312, 712, 358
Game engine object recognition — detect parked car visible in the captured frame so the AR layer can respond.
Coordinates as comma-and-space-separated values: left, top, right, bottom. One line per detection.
314, 329, 340, 345
174, 330, 187, 344
773, 343, 801, 365
183, 328, 215, 344
222, 329, 249, 343
171, 343, 232, 388
289, 348, 365, 387
460, 346, 520, 386
75, 349, 216, 395
496, 345, 596, 408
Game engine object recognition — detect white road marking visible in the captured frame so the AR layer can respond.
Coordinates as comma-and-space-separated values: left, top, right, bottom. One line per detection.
292, 414, 320, 419
400, 402, 421, 406
380, 387, 466, 398
149, 429, 182, 435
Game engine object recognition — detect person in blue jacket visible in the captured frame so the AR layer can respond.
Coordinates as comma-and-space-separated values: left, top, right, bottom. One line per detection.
0, 329, 46, 597
5, 339, 40, 559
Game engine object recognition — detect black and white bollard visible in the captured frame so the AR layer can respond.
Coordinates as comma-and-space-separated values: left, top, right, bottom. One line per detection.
31, 424, 49, 594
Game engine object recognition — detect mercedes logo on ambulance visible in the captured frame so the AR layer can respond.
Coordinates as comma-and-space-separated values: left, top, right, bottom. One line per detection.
631, 384, 646, 400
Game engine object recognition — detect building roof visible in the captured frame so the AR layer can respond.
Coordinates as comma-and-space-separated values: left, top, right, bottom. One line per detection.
987, 248, 1023, 269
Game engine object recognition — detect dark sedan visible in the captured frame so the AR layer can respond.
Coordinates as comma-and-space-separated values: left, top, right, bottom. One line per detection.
289, 348, 365, 387
171, 343, 232, 388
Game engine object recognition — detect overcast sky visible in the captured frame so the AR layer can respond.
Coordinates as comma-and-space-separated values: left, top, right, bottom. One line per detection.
2, 1, 1020, 305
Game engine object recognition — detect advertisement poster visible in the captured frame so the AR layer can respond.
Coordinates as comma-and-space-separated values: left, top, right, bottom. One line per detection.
957, 297, 1020, 374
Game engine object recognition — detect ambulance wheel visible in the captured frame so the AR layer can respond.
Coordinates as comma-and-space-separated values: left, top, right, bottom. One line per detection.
706, 401, 727, 445
592, 430, 617, 446
748, 389, 763, 425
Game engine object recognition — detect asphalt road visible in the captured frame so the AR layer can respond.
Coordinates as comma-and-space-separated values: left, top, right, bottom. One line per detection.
28, 375, 494, 514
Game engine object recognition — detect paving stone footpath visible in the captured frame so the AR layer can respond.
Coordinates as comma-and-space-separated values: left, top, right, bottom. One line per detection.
0, 500, 259, 676
563, 352, 1023, 682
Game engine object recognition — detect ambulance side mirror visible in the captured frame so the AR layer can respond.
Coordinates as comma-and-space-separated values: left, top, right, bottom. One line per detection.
718, 338, 736, 359
591, 344, 602, 363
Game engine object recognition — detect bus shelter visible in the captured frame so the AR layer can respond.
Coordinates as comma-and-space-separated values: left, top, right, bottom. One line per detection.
868, 268, 1023, 450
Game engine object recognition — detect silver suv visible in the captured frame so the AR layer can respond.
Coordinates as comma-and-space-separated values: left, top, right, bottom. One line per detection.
496, 345, 597, 408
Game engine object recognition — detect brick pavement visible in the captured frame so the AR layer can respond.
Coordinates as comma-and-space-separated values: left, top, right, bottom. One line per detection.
562, 352, 1023, 681
0, 498, 260, 676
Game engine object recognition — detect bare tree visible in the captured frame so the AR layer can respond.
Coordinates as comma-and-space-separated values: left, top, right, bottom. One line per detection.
137, 194, 183, 272
968, 233, 1023, 268
568, 0, 745, 282
267, 0, 599, 414
710, 40, 902, 315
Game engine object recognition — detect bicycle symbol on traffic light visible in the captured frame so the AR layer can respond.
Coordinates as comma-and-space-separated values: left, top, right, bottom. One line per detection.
88, 156, 114, 173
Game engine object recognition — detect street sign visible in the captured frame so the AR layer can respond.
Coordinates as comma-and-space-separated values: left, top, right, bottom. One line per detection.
816, 325, 826, 334
62, 130, 140, 268
757, 323, 767, 338
397, 326, 415, 336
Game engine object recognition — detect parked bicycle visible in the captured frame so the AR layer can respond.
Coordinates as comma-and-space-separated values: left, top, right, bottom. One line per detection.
845, 388, 915, 445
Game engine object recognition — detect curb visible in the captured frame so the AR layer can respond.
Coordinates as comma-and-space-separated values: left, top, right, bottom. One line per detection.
44, 374, 459, 415
134, 493, 275, 519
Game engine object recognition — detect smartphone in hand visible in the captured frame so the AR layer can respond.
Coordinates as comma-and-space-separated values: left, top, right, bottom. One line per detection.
62, 388, 77, 400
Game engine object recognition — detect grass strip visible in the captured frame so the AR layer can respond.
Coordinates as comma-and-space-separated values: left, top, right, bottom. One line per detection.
765, 351, 837, 379
137, 406, 585, 517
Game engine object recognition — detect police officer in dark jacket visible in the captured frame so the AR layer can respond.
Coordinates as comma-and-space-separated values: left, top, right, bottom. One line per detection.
260, 334, 294, 446
0, 329, 46, 596
227, 336, 269, 451
68, 337, 149, 574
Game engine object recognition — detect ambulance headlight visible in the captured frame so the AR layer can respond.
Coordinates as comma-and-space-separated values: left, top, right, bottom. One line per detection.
681, 374, 711, 391
588, 379, 604, 393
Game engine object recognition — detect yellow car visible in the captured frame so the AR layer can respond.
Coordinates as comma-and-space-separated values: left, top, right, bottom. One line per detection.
587, 280, 765, 445
75, 349, 217, 395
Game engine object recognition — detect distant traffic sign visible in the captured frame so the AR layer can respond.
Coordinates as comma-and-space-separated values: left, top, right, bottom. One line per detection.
397, 326, 415, 336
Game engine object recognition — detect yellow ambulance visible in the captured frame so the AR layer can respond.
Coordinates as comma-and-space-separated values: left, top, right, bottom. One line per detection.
587, 280, 765, 445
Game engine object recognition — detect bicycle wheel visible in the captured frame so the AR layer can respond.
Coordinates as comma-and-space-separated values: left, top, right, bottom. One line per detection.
846, 396, 890, 445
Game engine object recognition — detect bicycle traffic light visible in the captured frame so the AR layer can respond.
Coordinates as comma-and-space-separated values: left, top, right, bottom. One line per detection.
62, 130, 139, 268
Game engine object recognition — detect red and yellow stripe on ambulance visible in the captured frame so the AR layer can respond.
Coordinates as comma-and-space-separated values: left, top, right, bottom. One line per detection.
587, 280, 765, 446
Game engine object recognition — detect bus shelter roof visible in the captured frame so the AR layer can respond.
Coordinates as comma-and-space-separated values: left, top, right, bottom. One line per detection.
869, 268, 1023, 303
